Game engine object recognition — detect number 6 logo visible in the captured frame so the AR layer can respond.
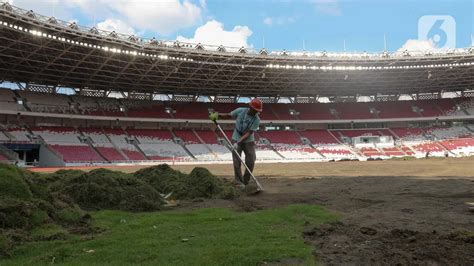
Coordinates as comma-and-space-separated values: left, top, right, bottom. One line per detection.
418, 15, 456, 49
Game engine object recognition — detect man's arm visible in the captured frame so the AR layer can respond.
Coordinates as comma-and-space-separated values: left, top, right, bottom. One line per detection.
236, 130, 253, 144
218, 113, 233, 119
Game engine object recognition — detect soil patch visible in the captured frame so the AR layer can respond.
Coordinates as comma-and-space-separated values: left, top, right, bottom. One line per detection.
304, 222, 474, 265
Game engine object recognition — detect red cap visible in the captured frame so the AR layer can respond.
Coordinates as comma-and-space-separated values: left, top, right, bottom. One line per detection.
249, 98, 263, 112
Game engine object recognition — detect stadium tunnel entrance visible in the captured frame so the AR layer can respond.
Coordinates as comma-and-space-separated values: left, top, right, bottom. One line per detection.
3, 143, 40, 166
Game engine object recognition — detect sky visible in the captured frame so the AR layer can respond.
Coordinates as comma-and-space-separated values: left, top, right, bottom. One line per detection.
3, 0, 474, 52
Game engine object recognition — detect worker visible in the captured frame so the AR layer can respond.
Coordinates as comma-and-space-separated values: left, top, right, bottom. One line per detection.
209, 98, 262, 186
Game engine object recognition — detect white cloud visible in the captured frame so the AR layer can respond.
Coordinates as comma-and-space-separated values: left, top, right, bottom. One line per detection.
398, 39, 436, 51
312, 0, 341, 16
10, 0, 77, 20
177, 20, 252, 48
263, 17, 273, 26
263, 16, 296, 26
107, 0, 203, 35
97, 18, 135, 35
9, 0, 205, 36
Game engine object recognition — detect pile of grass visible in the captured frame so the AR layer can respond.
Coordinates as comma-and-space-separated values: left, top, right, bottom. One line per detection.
0, 164, 86, 258
50, 168, 164, 212
0, 163, 237, 258
134, 164, 238, 200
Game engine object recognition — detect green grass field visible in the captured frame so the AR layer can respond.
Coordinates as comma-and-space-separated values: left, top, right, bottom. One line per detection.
1, 205, 337, 266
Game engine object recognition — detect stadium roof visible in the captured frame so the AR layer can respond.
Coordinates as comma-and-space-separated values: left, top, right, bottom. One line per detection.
0, 3, 473, 98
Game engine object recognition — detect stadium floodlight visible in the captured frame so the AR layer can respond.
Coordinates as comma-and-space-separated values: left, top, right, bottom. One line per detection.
238, 46, 247, 54
259, 48, 268, 55
48, 17, 57, 24
26, 10, 36, 19
195, 43, 204, 50
1, 2, 13, 11
69, 22, 79, 30
217, 45, 226, 52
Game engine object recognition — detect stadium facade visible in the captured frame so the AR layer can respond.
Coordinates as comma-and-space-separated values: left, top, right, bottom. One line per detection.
0, 3, 473, 167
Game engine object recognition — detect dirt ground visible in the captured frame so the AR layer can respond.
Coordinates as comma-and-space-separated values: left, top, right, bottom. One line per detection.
32, 157, 474, 264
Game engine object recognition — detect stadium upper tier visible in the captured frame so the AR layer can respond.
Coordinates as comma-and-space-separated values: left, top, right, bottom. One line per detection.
1, 88, 473, 121
0, 3, 473, 97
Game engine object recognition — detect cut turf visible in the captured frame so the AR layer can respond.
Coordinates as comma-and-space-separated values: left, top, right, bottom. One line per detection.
1, 204, 337, 265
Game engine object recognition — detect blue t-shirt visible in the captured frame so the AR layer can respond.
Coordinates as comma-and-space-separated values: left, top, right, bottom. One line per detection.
230, 107, 260, 143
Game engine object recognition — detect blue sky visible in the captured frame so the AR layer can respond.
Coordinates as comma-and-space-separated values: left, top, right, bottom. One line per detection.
6, 0, 474, 52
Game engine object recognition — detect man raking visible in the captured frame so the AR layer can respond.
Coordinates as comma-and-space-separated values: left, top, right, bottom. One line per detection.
209, 98, 263, 191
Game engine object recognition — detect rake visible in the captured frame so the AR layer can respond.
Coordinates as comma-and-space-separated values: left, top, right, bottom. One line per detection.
213, 120, 264, 192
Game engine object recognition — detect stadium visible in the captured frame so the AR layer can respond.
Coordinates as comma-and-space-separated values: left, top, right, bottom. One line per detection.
0, 2, 473, 265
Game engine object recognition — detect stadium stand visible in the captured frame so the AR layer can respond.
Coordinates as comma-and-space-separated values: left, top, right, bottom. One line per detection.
0, 88, 25, 112
258, 130, 322, 159
172, 102, 210, 119
299, 130, 339, 144
389, 128, 426, 140
102, 128, 146, 161
49, 144, 104, 163
426, 126, 472, 139
18, 90, 70, 113
298, 129, 356, 159
0, 153, 9, 161
193, 130, 232, 161
333, 102, 375, 119
173, 129, 217, 160
5, 127, 31, 142
291, 103, 335, 120
31, 127, 81, 144
0, 130, 10, 142
439, 138, 474, 155
2, 87, 472, 121
372, 101, 419, 118
127, 129, 189, 160
127, 102, 171, 118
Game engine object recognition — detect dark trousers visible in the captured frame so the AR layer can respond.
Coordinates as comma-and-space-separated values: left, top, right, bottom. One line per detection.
232, 142, 256, 185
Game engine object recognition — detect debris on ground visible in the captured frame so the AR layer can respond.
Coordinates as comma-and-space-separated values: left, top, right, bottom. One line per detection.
0, 163, 91, 258
50, 168, 164, 212
134, 164, 239, 200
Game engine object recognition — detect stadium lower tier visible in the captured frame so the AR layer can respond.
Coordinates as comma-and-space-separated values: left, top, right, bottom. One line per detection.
0, 125, 473, 166
1, 87, 474, 120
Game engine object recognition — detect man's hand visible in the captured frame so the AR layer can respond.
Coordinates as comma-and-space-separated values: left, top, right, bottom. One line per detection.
209, 112, 219, 122
232, 143, 239, 150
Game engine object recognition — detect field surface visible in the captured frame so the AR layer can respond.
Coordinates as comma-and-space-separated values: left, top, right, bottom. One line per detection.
20, 157, 474, 264
32, 157, 474, 178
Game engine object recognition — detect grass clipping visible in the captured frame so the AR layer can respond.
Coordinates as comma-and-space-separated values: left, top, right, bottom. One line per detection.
51, 164, 238, 212
135, 164, 238, 200
0, 163, 237, 258
50, 168, 164, 212
0, 164, 87, 258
